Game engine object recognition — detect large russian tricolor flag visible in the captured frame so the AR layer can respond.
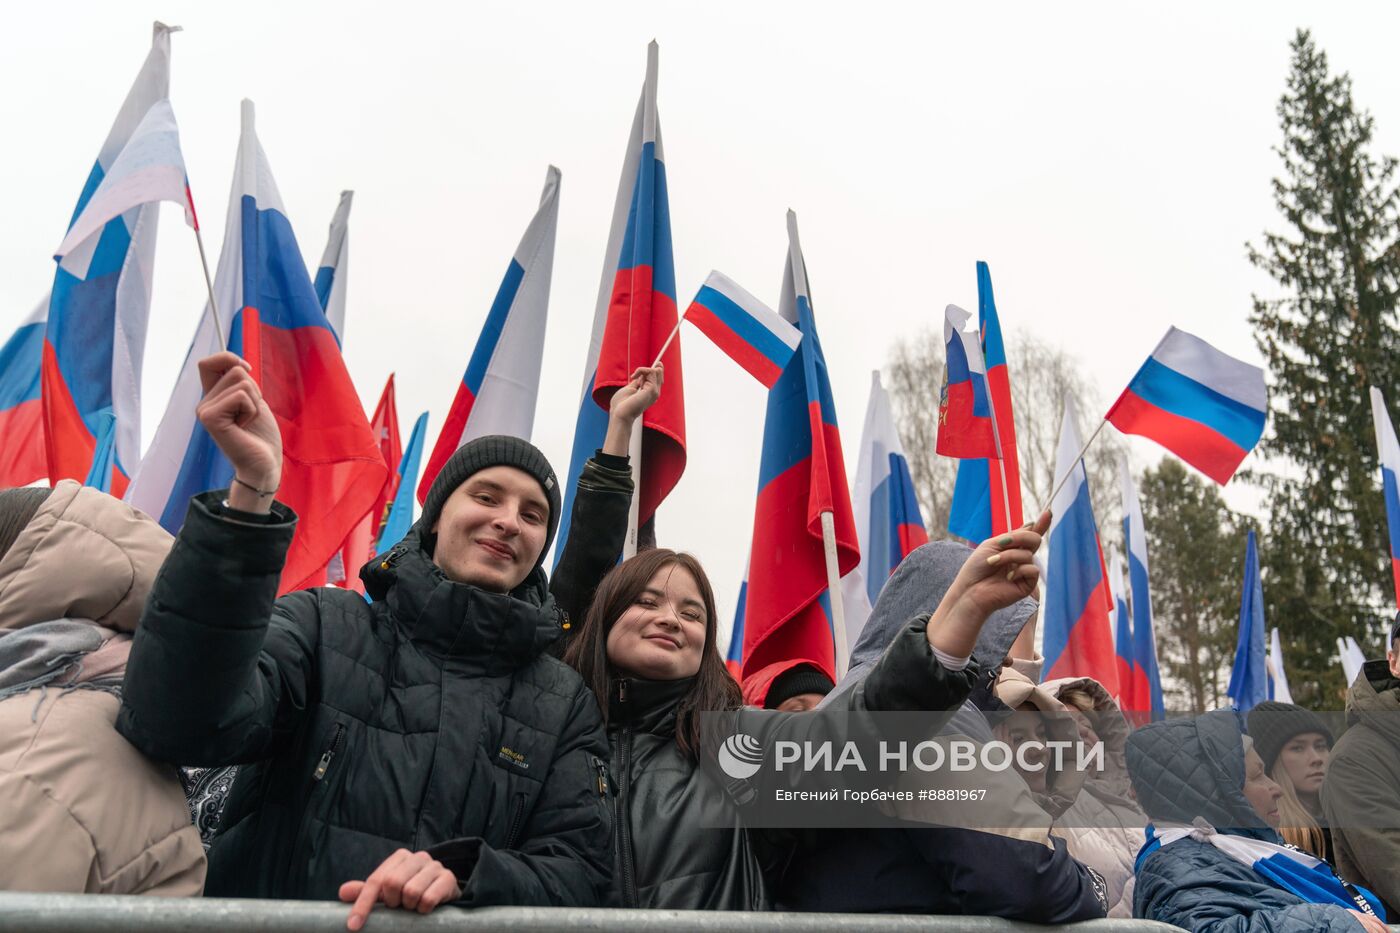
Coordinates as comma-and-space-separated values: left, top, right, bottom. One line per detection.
418, 166, 559, 500
1110, 550, 1137, 712
936, 304, 996, 459
558, 42, 684, 562
1369, 387, 1400, 608
842, 370, 928, 653
739, 212, 858, 685
683, 271, 800, 389
42, 23, 179, 496
0, 296, 49, 488
1121, 460, 1165, 720
947, 261, 1023, 541
125, 100, 386, 593
1107, 327, 1266, 485
1042, 397, 1118, 694
314, 190, 353, 343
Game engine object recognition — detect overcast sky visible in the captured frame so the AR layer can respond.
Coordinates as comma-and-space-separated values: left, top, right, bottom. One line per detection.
4, 2, 1398, 650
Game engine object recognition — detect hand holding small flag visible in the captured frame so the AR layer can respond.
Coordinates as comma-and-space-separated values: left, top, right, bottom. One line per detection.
927, 509, 1052, 659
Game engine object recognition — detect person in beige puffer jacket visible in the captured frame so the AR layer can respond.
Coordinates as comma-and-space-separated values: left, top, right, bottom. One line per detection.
0, 480, 205, 894
994, 668, 1146, 918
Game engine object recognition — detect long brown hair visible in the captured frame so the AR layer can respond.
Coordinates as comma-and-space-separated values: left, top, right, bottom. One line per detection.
563, 548, 741, 762
1270, 760, 1327, 858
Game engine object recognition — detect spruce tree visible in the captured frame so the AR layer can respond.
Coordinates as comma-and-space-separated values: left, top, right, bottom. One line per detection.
1140, 460, 1246, 713
1248, 30, 1400, 707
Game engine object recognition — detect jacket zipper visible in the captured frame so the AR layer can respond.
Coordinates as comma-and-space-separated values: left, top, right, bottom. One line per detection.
614, 679, 638, 908
503, 793, 527, 849
313, 724, 346, 782
592, 757, 609, 797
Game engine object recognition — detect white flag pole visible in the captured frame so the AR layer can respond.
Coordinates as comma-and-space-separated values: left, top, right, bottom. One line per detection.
191, 218, 225, 351
650, 311, 686, 369
1039, 416, 1109, 516
622, 419, 643, 559
976, 336, 1014, 534
822, 510, 850, 678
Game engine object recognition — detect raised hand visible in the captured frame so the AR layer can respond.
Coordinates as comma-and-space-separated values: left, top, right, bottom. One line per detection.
195, 352, 282, 513
927, 511, 1052, 659
603, 364, 664, 456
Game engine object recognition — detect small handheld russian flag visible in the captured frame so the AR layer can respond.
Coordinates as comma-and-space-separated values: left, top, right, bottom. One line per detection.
937, 304, 997, 460
1369, 387, 1400, 608
1106, 327, 1266, 485
683, 271, 800, 389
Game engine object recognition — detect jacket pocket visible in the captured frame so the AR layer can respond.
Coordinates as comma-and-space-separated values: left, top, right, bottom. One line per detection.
502, 792, 528, 850
313, 723, 346, 782
592, 755, 610, 797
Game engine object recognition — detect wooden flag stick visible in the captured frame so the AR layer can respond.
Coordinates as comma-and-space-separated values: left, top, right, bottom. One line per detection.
821, 510, 850, 678
650, 311, 687, 369
622, 417, 643, 559
188, 191, 226, 350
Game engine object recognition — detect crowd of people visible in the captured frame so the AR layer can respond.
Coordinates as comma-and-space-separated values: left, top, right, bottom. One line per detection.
0, 350, 1398, 933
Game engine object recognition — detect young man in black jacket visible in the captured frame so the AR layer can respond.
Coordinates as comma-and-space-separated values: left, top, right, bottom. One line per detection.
118, 352, 659, 927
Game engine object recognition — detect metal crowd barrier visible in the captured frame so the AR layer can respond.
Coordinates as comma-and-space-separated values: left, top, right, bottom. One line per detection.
0, 893, 1194, 932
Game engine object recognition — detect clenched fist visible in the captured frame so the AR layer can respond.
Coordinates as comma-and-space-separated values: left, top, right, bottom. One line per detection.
196, 351, 282, 513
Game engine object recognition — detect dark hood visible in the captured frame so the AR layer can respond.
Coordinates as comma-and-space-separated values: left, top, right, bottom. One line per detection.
1126, 710, 1279, 842
1346, 658, 1400, 746
821, 540, 1036, 709
360, 522, 560, 671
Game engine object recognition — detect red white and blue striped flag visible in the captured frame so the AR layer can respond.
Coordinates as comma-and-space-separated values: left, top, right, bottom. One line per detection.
946, 262, 1024, 541
937, 303, 997, 459
683, 271, 800, 389
1107, 327, 1266, 485
314, 190, 353, 344
418, 166, 560, 500
843, 370, 927, 652
126, 100, 385, 593
0, 296, 49, 488
1121, 460, 1164, 719
740, 211, 858, 686
43, 23, 179, 495
1370, 387, 1400, 608
557, 42, 685, 562
1042, 397, 1118, 694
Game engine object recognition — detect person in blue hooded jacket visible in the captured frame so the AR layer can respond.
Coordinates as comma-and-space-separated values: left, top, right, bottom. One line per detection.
1127, 710, 1387, 933
777, 540, 1109, 923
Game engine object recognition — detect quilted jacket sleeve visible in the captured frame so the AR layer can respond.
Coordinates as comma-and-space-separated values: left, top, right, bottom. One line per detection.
549, 455, 632, 643
1134, 845, 1367, 932
852, 613, 979, 714
117, 493, 319, 767
427, 677, 613, 907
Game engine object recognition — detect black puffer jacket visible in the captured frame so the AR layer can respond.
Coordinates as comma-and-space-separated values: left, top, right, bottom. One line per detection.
117, 493, 613, 905
607, 618, 980, 910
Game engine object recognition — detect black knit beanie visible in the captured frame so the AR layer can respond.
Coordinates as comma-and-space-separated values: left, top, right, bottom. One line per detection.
1390, 610, 1400, 647
0, 487, 52, 562
418, 435, 561, 569
765, 664, 836, 709
1247, 700, 1334, 772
